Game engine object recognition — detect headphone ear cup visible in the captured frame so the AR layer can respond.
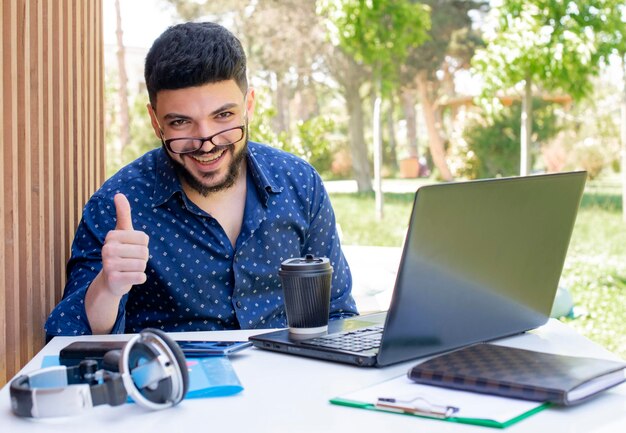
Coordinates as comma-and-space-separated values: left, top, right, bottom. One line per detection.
102, 349, 122, 372
120, 328, 189, 410
142, 328, 189, 398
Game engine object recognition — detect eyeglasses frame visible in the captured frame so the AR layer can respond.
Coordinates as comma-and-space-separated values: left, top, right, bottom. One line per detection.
158, 124, 247, 155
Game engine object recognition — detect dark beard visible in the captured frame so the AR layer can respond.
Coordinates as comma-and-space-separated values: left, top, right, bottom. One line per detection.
167, 140, 248, 197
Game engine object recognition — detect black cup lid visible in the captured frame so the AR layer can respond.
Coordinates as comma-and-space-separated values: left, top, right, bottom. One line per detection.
280, 254, 331, 271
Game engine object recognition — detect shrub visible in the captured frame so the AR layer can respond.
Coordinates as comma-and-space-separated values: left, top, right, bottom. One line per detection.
250, 91, 341, 177
458, 99, 560, 179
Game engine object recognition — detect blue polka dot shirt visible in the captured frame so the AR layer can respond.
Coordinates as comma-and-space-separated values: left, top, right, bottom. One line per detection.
45, 142, 358, 337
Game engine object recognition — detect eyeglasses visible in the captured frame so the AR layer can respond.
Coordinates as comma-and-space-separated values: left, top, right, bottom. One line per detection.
161, 125, 246, 154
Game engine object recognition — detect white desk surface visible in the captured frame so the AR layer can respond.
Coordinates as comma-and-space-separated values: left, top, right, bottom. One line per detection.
1, 319, 624, 432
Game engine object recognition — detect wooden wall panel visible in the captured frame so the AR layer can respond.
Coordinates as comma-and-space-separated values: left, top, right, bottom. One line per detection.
0, 0, 4, 387
0, 0, 105, 386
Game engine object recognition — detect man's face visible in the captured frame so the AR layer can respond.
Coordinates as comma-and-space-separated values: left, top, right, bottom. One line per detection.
148, 80, 255, 196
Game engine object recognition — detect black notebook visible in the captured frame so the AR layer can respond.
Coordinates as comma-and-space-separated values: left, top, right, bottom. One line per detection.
408, 343, 626, 406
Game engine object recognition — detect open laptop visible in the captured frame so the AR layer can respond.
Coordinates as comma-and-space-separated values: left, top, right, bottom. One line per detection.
249, 171, 587, 367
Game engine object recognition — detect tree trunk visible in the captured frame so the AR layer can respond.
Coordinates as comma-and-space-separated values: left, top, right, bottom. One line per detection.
399, 86, 419, 160
386, 100, 398, 172
115, 0, 130, 153
273, 71, 289, 135
327, 48, 372, 192
373, 78, 383, 220
620, 54, 626, 222
345, 79, 372, 192
415, 71, 453, 181
294, 74, 318, 122
520, 76, 533, 176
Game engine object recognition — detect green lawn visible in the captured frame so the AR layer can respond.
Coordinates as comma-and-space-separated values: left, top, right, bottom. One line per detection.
329, 183, 626, 360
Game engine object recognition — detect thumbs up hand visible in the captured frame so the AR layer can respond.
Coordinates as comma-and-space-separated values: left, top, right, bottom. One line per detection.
114, 192, 134, 230
100, 193, 150, 297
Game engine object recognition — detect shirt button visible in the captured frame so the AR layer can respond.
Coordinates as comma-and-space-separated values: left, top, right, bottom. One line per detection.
236, 301, 243, 308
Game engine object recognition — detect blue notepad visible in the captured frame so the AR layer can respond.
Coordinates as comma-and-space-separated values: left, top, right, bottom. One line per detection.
42, 355, 243, 399
185, 356, 243, 398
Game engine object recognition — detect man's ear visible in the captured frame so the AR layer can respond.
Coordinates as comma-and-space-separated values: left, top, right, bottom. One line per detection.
245, 87, 256, 121
147, 104, 163, 140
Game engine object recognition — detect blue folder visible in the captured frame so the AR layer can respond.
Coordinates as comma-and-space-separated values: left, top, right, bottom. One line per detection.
42, 355, 243, 399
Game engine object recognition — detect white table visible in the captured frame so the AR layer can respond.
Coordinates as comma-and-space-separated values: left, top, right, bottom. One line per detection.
1, 320, 624, 432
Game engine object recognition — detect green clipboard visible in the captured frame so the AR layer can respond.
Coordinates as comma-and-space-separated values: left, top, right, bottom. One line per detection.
330, 375, 550, 429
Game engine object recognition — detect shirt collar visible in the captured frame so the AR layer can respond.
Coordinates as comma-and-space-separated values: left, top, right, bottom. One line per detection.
152, 142, 283, 209
247, 141, 283, 206
153, 147, 185, 208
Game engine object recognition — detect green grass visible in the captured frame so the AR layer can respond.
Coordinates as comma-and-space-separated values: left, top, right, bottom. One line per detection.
330, 183, 626, 360
332, 192, 415, 246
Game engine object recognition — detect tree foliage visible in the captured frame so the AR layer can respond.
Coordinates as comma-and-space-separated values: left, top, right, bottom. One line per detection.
472, 0, 604, 103
594, 1, 626, 55
319, 0, 431, 82
401, 0, 485, 82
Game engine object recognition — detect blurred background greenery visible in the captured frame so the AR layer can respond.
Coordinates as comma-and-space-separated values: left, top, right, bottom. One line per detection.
105, 0, 625, 358
106, 0, 626, 186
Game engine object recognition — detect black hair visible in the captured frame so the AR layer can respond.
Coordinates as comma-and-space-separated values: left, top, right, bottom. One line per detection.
144, 22, 248, 108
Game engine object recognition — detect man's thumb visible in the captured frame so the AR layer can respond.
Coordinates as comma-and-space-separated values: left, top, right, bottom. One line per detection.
114, 193, 134, 230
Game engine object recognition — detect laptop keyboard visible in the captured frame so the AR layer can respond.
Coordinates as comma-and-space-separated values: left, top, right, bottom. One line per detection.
300, 326, 383, 353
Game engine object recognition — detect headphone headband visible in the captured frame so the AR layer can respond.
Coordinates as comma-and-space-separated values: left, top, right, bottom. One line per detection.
10, 365, 94, 418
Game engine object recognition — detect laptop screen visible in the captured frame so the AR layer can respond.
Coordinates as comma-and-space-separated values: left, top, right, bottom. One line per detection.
377, 171, 586, 365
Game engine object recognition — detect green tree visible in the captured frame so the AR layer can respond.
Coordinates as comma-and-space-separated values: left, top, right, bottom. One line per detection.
592, 0, 626, 221
472, 0, 604, 175
400, 0, 486, 181
321, 43, 372, 191
319, 0, 430, 217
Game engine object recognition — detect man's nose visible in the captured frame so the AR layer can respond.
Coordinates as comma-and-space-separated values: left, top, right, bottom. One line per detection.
198, 138, 216, 152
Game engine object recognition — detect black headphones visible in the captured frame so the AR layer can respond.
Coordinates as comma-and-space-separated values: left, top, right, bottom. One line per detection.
9, 328, 189, 418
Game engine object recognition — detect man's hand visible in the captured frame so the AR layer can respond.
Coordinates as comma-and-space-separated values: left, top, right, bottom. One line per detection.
99, 193, 150, 297
85, 193, 150, 334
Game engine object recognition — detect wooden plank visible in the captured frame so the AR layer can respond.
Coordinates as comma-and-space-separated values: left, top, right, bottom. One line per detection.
5, 0, 21, 381
95, 0, 104, 191
34, 0, 46, 353
55, 0, 66, 298
19, 0, 35, 361
75, 0, 84, 213
67, 0, 75, 282
44, 0, 56, 316
0, 0, 6, 386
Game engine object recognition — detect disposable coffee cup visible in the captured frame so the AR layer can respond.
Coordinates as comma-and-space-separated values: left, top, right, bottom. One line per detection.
279, 254, 333, 336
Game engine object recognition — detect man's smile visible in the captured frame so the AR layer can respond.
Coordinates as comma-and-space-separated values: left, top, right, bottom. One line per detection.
188, 148, 227, 165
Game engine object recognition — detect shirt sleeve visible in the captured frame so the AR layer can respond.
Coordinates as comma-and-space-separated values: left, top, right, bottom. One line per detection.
304, 172, 359, 319
44, 196, 128, 338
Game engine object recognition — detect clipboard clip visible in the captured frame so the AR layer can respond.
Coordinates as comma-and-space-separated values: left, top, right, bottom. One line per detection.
376, 395, 459, 419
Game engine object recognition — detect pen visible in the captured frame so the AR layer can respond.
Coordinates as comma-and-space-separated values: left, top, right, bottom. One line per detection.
376, 396, 459, 419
